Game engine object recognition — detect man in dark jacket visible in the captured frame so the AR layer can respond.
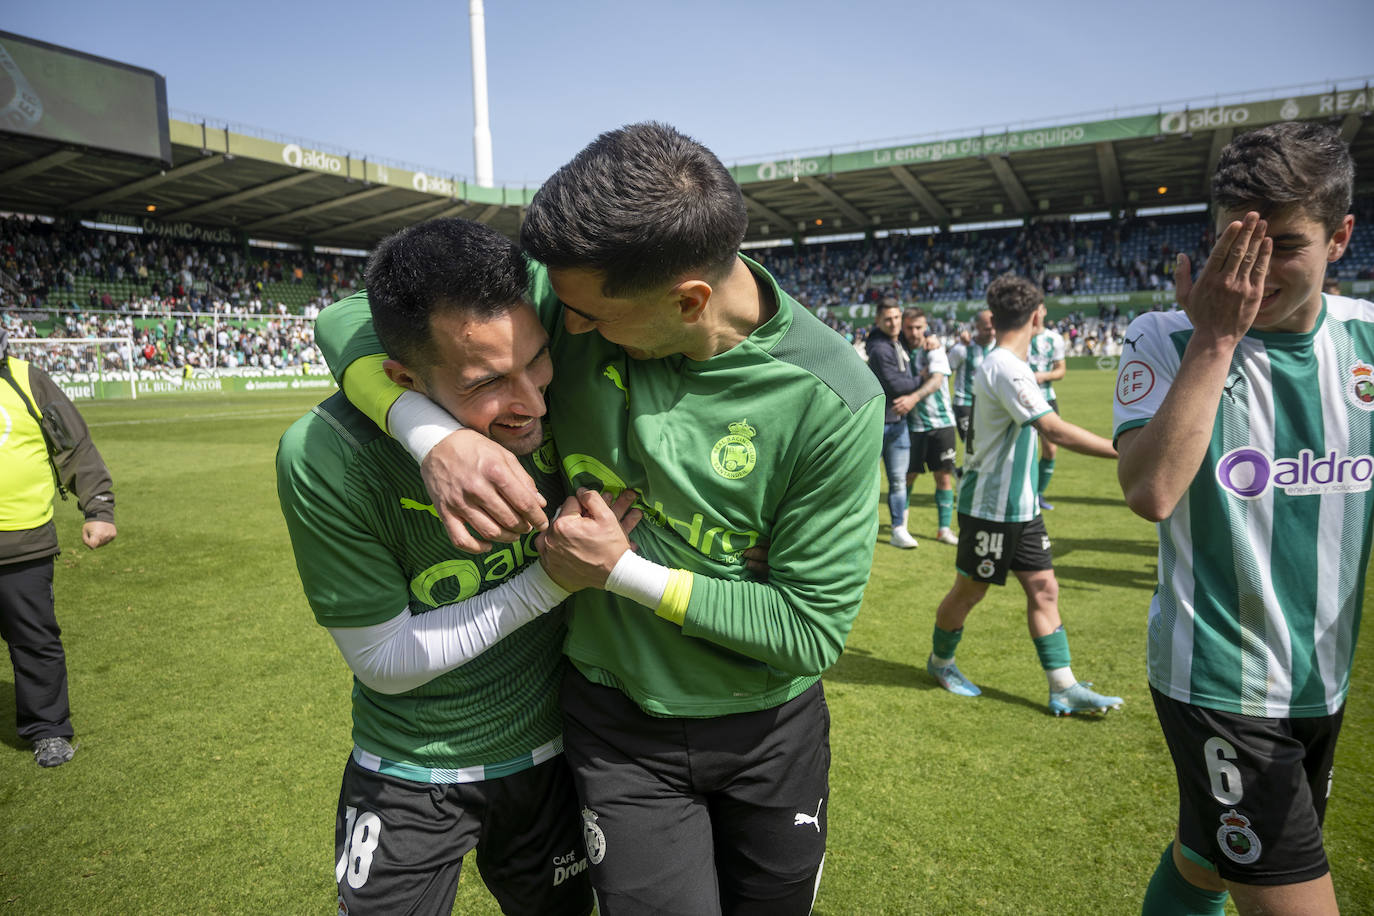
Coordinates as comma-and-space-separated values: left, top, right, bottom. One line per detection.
0, 329, 116, 767
865, 298, 921, 548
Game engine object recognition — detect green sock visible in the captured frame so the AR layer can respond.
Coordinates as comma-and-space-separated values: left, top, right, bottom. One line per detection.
1032, 625, 1071, 670
935, 488, 954, 529
1038, 458, 1055, 495
1141, 844, 1228, 915
931, 625, 963, 662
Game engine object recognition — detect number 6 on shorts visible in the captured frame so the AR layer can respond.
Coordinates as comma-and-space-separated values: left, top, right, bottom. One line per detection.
1204, 736, 1243, 805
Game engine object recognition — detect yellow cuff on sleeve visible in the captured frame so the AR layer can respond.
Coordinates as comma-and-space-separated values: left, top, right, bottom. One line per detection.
342, 354, 404, 434
655, 569, 694, 626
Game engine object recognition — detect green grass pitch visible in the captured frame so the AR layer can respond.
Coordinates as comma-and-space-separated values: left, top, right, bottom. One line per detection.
0, 371, 1370, 915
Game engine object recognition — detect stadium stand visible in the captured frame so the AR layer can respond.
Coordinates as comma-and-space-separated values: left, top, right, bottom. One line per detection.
4, 200, 1372, 373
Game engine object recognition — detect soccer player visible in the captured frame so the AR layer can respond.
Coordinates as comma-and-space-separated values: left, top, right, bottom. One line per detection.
278, 219, 643, 916
315, 123, 883, 914
866, 297, 921, 548
926, 273, 1123, 715
947, 307, 996, 451
901, 306, 959, 545
1117, 122, 1362, 916
1028, 308, 1067, 510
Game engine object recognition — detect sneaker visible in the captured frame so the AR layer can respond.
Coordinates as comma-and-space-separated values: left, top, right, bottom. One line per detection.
927, 658, 981, 696
890, 527, 919, 549
935, 527, 959, 546
33, 736, 75, 768
1038, 496, 1055, 511
1048, 682, 1122, 716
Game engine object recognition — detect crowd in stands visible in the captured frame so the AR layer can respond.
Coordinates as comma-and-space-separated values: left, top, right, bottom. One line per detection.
0, 215, 364, 316
2, 309, 322, 376
3, 199, 1372, 377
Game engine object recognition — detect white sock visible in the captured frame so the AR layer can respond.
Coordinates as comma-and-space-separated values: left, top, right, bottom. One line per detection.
1046, 667, 1076, 691
930, 652, 956, 668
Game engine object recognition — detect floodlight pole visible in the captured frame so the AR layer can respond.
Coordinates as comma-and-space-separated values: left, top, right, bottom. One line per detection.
470, 0, 494, 188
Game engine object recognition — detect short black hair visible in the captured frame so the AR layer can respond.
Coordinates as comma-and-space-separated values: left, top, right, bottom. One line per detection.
902, 306, 926, 321
520, 122, 748, 297
1212, 121, 1355, 236
365, 218, 528, 375
985, 273, 1042, 333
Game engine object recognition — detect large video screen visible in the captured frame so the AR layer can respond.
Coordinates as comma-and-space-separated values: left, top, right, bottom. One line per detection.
0, 31, 170, 164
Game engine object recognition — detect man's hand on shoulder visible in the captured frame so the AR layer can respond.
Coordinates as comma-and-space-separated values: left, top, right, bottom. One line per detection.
421, 429, 548, 552
81, 520, 116, 550
537, 488, 641, 592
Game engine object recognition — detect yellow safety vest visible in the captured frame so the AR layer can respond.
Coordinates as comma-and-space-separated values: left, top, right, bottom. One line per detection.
0, 357, 56, 531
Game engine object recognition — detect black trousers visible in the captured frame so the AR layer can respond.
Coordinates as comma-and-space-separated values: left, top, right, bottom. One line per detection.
0, 556, 72, 742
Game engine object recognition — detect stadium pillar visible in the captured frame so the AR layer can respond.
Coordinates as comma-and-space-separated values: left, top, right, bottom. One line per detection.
470, 0, 494, 188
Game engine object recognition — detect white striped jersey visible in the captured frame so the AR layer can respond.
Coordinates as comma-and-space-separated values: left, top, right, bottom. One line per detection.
906, 342, 956, 432
1029, 328, 1066, 401
948, 340, 995, 407
1113, 296, 1374, 718
959, 347, 1051, 522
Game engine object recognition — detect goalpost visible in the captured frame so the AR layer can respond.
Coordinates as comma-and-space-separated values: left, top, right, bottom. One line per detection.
6, 337, 139, 400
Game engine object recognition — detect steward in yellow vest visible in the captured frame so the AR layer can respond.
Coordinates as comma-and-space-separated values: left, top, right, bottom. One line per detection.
0, 331, 115, 768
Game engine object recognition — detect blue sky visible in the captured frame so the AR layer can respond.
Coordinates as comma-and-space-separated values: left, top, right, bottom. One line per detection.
9, 0, 1373, 186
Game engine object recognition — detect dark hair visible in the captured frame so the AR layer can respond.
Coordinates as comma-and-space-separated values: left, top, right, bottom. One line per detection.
366, 218, 528, 373
520, 122, 748, 297
902, 306, 926, 321
985, 273, 1042, 333
1212, 121, 1354, 236
877, 297, 902, 315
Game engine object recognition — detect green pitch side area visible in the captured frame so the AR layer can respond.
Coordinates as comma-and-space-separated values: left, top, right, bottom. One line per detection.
0, 383, 1370, 914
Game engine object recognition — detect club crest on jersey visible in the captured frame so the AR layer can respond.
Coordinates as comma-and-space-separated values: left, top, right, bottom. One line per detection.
532, 426, 558, 474
1345, 361, 1374, 411
581, 807, 607, 865
1217, 809, 1262, 865
976, 558, 996, 578
1216, 446, 1374, 499
711, 420, 758, 480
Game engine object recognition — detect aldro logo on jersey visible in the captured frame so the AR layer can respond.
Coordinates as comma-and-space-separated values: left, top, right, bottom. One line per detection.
561, 451, 761, 557
1216, 446, 1374, 499
711, 419, 758, 480
398, 499, 543, 605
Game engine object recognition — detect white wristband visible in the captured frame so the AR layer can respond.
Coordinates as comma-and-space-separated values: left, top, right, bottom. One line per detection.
604, 549, 671, 610
389, 389, 463, 463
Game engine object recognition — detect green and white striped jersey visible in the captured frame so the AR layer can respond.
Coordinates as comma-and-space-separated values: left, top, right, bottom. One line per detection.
1029, 328, 1066, 401
959, 347, 1051, 522
906, 342, 956, 432
1113, 296, 1374, 718
948, 339, 994, 407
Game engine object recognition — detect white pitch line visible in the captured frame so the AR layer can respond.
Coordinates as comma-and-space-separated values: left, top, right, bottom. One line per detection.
88, 407, 308, 427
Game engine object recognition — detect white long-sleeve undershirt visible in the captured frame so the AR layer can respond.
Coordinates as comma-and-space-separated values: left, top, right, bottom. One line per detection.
328, 561, 570, 695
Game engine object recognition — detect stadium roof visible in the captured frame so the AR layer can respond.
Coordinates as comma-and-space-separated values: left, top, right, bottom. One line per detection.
1, 81, 1372, 251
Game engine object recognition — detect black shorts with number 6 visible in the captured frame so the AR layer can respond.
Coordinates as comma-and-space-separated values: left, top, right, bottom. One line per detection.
1151, 688, 1343, 885
954, 513, 1052, 586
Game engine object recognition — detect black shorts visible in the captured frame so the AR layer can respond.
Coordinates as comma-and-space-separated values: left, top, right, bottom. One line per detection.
954, 513, 1052, 586
953, 404, 972, 442
335, 752, 592, 916
908, 425, 958, 474
1151, 688, 1343, 885
560, 667, 829, 916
